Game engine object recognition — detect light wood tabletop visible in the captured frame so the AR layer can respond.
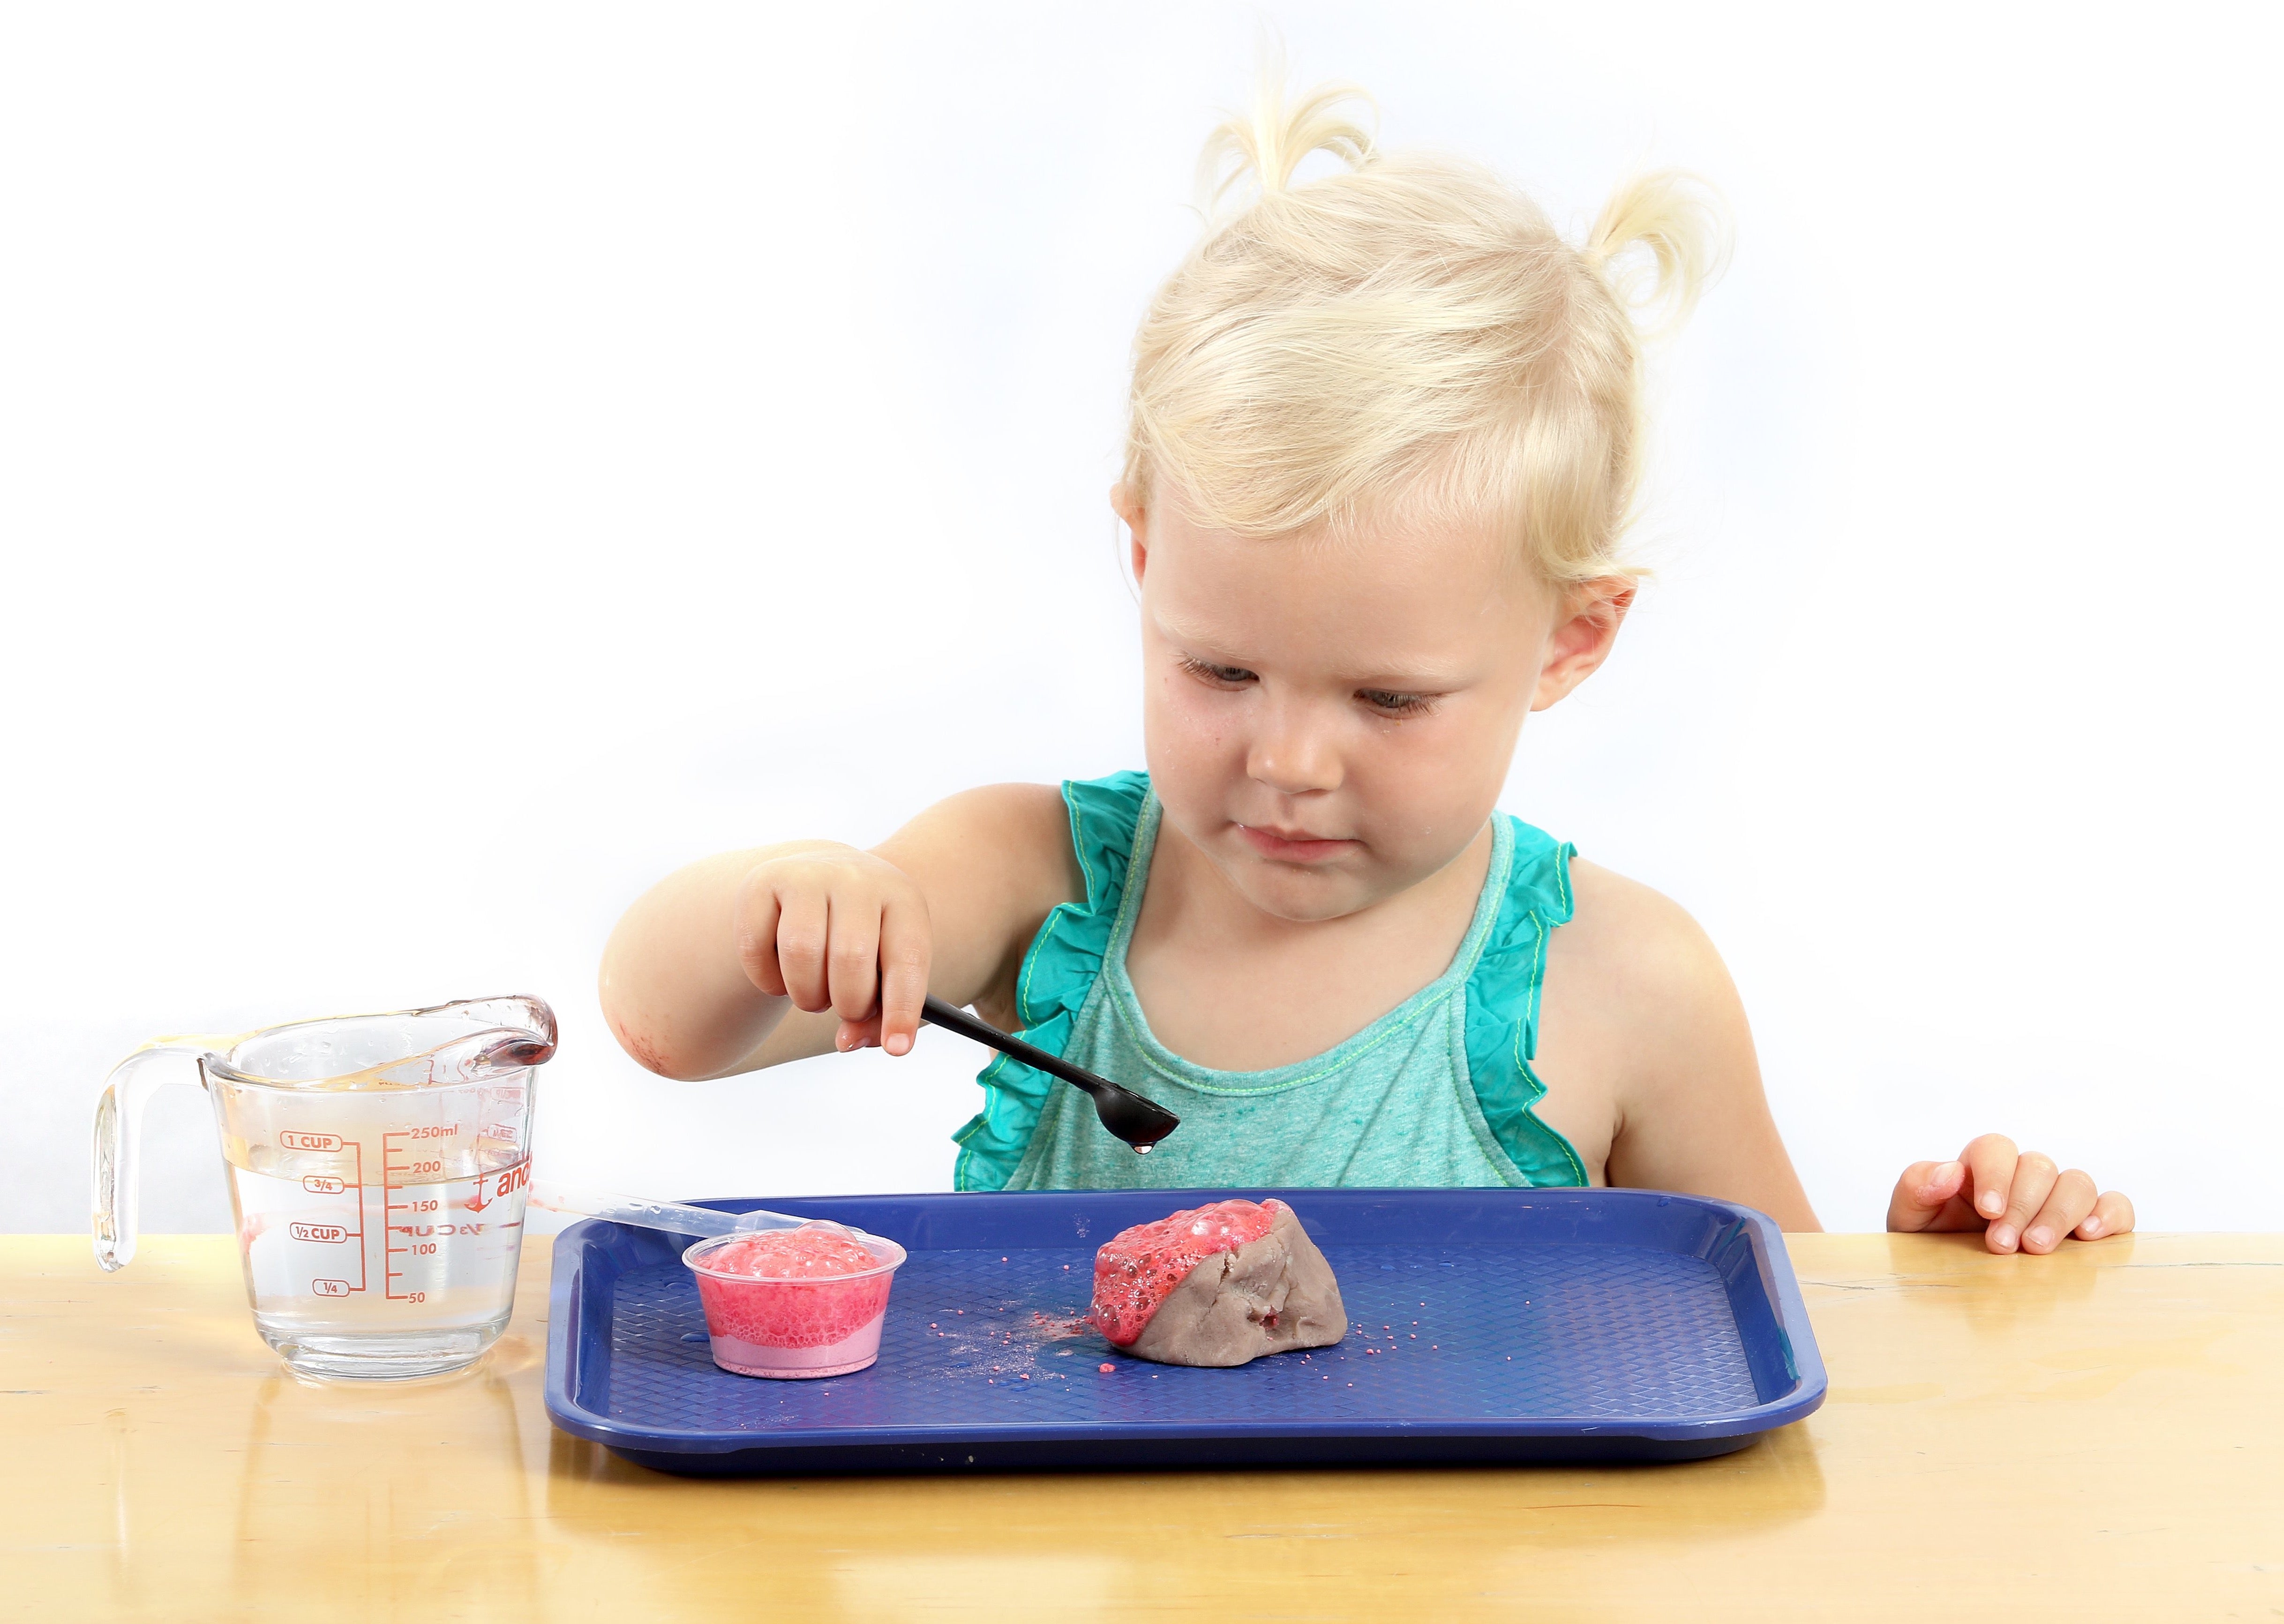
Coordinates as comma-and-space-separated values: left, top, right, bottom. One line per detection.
4, 1231, 2278, 1622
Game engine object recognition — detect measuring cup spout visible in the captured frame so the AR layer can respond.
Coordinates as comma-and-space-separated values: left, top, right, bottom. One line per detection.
422, 995, 556, 1055
366, 1026, 557, 1087
398, 996, 557, 1078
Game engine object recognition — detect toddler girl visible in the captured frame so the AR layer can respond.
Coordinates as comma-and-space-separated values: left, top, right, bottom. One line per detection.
601, 78, 2130, 1254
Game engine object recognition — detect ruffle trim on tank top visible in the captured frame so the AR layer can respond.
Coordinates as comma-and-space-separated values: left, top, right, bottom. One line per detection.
1461, 818, 1590, 1187
951, 770, 1148, 1192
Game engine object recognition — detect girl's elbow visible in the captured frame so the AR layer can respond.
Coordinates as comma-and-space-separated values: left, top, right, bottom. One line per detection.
604, 1008, 693, 1080
598, 966, 703, 1081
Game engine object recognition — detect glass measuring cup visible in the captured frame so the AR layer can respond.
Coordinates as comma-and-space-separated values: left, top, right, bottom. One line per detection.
92, 995, 554, 1380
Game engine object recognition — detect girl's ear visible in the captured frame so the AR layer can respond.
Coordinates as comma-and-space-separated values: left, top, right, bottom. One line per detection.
1531, 578, 1636, 711
1111, 482, 1150, 583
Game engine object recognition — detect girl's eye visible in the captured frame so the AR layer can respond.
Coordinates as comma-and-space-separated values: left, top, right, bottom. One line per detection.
1358, 689, 1435, 716
1180, 657, 1256, 688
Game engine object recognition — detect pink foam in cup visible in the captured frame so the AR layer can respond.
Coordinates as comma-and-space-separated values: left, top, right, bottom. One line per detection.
684, 1224, 907, 1379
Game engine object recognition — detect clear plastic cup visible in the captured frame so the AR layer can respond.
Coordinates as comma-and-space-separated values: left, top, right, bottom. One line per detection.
683, 1226, 906, 1379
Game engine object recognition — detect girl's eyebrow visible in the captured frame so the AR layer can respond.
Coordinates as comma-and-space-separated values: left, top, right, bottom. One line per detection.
1150, 608, 1243, 651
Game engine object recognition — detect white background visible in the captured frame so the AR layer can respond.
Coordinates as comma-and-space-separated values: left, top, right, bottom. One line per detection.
4, 3, 2278, 1236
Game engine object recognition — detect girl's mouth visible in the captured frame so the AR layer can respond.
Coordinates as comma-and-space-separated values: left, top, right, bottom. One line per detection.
1236, 824, 1359, 864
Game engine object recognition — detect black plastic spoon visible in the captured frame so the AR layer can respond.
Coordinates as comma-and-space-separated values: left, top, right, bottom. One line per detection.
921, 995, 1180, 1154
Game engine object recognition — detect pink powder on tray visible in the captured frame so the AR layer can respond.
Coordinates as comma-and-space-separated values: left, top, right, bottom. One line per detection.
685, 1225, 904, 1379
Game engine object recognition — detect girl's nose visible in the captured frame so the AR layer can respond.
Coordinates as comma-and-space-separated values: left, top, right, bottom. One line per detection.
1247, 701, 1344, 796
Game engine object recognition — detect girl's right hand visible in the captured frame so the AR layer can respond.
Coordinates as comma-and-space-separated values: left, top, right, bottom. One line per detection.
732, 845, 933, 1057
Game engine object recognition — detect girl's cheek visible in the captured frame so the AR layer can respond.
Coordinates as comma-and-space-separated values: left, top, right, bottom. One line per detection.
1155, 678, 1229, 743
1145, 686, 1244, 795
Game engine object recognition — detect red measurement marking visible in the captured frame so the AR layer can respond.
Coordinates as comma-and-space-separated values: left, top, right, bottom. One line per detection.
346, 1139, 367, 1293
285, 1138, 368, 1296
384, 1130, 412, 1299
381, 1130, 455, 1300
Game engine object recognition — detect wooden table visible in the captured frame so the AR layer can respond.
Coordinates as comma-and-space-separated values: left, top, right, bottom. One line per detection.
5, 1233, 2279, 1621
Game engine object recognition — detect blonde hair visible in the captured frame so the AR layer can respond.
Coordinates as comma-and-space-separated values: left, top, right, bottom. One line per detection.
1123, 75, 1728, 585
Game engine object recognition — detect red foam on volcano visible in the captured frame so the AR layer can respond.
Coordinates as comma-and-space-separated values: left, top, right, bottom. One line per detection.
1086, 1198, 1285, 1346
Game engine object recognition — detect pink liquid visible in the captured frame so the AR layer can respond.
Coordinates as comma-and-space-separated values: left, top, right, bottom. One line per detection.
689, 1228, 900, 1379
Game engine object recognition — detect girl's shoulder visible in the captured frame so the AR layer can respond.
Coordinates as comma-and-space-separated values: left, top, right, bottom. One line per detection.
1554, 857, 1740, 1022
1558, 858, 1726, 977
1541, 855, 1754, 1101
1540, 857, 1811, 1221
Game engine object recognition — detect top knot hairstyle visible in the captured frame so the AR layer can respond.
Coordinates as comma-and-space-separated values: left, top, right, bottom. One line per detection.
1123, 75, 1728, 586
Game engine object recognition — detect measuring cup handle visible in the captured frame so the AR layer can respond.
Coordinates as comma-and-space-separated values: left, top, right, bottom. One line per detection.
91, 1043, 208, 1272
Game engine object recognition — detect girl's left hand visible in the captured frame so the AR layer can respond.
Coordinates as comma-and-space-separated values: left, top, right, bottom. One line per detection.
1887, 1133, 2134, 1254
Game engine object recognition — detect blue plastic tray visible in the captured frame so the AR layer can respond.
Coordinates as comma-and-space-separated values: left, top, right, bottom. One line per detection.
543, 1188, 1825, 1475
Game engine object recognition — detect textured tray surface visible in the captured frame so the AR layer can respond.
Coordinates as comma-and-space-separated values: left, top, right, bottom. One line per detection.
602, 1240, 1759, 1431
546, 1188, 1825, 1471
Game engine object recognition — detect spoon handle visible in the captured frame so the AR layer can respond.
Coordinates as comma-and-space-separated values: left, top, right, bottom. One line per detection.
920, 996, 1120, 1099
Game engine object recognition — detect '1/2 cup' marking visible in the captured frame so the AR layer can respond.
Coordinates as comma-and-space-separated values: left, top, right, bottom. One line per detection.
290, 1223, 348, 1243
279, 1131, 341, 1152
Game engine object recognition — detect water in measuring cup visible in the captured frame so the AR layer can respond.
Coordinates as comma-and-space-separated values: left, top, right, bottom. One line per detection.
225, 1127, 531, 1379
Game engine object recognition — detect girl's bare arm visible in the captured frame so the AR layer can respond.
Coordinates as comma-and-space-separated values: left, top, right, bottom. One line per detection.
598, 783, 1080, 1081
1570, 861, 2134, 1251
1552, 861, 1822, 1230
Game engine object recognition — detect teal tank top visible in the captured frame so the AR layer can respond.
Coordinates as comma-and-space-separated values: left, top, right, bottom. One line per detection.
951, 771, 1589, 1192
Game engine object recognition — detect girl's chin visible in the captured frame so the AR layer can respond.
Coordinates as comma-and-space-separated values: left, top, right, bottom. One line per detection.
1217, 854, 1379, 923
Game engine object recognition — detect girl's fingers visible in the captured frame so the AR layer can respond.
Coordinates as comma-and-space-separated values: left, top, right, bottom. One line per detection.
735, 882, 789, 997
1887, 1160, 1966, 1231
773, 889, 833, 1011
824, 894, 883, 1024
1988, 1150, 2059, 1253
874, 895, 932, 1058
2020, 1168, 2098, 1253
2076, 1190, 2135, 1241
1959, 1133, 2021, 1225
834, 1014, 883, 1053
